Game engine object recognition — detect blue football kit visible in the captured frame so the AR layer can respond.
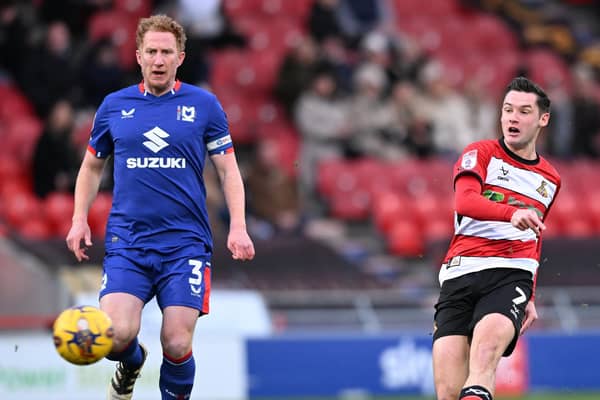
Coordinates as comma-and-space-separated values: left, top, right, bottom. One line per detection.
88, 81, 232, 313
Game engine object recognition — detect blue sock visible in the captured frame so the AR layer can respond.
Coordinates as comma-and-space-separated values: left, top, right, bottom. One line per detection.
105, 337, 144, 369
160, 351, 195, 399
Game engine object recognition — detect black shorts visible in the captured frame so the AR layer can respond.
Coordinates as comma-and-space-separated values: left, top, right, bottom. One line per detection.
433, 268, 533, 357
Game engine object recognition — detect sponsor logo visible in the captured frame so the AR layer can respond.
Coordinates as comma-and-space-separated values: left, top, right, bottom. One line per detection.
121, 108, 135, 119
126, 157, 186, 169
143, 126, 170, 153
206, 135, 232, 151
497, 165, 510, 181
379, 339, 434, 394
511, 286, 527, 319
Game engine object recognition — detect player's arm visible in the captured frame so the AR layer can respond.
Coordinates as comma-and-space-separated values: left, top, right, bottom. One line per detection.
455, 174, 545, 235
210, 152, 255, 260
66, 151, 107, 262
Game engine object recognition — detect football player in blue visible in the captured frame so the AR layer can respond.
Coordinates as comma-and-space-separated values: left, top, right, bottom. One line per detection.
66, 14, 255, 400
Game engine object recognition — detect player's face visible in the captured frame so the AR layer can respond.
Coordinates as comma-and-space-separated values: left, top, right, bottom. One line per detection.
500, 90, 549, 155
136, 31, 185, 96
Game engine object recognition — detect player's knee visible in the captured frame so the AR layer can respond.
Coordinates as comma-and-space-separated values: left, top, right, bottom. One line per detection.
161, 334, 193, 359
436, 383, 461, 400
470, 342, 505, 373
108, 321, 139, 351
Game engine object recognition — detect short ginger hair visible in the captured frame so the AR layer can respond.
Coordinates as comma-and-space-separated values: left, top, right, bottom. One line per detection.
136, 14, 187, 52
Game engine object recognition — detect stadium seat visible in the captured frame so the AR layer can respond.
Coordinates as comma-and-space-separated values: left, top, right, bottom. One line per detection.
387, 220, 425, 257
317, 159, 352, 198
371, 192, 416, 234
223, 0, 262, 20
113, 0, 152, 18
0, 84, 34, 120
44, 192, 75, 237
4, 192, 43, 228
525, 48, 572, 90
88, 193, 113, 239
88, 10, 138, 69
17, 218, 52, 241
329, 189, 371, 221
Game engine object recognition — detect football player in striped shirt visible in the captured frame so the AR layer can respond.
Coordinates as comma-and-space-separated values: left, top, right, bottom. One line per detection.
432, 77, 561, 400
66, 15, 255, 400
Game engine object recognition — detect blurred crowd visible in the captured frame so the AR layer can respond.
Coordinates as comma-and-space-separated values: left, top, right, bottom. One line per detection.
1, 0, 600, 240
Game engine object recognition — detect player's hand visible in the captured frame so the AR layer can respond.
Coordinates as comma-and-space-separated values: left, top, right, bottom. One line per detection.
511, 209, 545, 236
227, 227, 255, 261
65, 219, 93, 262
520, 300, 538, 335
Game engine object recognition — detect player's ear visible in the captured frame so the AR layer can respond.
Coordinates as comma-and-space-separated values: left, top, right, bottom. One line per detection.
178, 51, 185, 66
136, 49, 142, 66
539, 111, 550, 127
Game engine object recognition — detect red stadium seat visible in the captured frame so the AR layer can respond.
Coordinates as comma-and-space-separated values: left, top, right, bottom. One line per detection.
223, 0, 262, 20
113, 0, 152, 17
329, 189, 371, 221
387, 220, 425, 257
88, 193, 113, 239
17, 217, 52, 241
4, 192, 43, 228
88, 11, 138, 69
0, 84, 34, 120
371, 192, 416, 234
44, 192, 75, 237
525, 48, 572, 90
260, 0, 314, 19
316, 159, 355, 198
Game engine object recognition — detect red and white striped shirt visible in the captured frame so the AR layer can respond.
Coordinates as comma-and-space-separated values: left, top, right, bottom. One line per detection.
439, 139, 561, 286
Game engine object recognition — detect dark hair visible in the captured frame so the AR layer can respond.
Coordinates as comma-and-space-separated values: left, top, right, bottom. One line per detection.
505, 76, 551, 114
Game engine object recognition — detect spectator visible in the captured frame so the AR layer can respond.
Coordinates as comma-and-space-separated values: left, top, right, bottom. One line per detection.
247, 140, 301, 234
81, 38, 127, 107
22, 21, 81, 117
413, 61, 478, 157
274, 35, 321, 117
571, 63, 600, 158
387, 79, 435, 158
32, 99, 79, 198
308, 0, 344, 44
294, 64, 350, 214
0, 1, 34, 82
346, 62, 399, 160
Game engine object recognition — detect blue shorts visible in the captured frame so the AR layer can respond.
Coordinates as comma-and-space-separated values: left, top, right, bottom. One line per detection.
100, 247, 212, 315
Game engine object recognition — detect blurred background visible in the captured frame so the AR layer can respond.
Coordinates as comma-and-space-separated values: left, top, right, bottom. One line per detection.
1, 0, 600, 399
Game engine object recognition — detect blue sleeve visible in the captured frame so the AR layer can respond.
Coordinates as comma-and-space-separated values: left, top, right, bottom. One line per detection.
205, 94, 234, 155
88, 97, 113, 158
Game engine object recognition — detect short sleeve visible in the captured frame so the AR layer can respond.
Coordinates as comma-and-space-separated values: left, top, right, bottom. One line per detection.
204, 94, 234, 156
88, 98, 114, 158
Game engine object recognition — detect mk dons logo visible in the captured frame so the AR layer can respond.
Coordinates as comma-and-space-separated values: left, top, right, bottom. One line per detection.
143, 126, 170, 153
177, 105, 196, 122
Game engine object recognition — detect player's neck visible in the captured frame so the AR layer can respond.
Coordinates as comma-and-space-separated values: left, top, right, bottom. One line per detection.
143, 80, 177, 97
505, 142, 537, 160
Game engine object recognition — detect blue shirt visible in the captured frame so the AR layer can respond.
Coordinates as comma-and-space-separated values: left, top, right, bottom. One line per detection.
88, 81, 233, 253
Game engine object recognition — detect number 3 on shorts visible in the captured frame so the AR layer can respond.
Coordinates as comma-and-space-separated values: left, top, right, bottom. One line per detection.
189, 259, 204, 286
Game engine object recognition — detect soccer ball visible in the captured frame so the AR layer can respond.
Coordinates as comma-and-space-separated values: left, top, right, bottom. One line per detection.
52, 305, 114, 365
